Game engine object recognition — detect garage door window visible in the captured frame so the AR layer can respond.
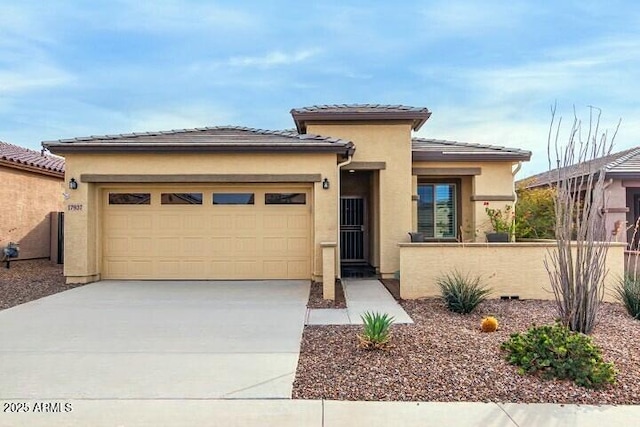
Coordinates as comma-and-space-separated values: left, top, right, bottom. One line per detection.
265, 193, 306, 205
161, 193, 203, 205
213, 193, 255, 205
108, 193, 151, 205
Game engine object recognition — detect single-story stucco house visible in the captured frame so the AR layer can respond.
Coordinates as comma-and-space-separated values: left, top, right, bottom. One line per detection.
520, 146, 640, 247
0, 141, 65, 261
43, 104, 561, 299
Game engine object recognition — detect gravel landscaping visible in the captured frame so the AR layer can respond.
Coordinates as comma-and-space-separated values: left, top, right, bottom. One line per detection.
293, 297, 640, 404
0, 259, 82, 310
307, 280, 346, 309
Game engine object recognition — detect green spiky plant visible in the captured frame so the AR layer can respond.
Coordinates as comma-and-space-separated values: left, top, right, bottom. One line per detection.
615, 275, 640, 320
358, 311, 395, 350
437, 270, 491, 314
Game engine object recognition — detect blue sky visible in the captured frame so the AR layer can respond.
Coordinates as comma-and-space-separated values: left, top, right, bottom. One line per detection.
1, 0, 638, 176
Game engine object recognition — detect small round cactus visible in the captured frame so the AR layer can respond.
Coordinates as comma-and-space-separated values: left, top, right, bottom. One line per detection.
481, 316, 499, 332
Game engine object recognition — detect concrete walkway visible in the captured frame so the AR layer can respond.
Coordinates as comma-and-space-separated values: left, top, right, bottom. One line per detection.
0, 280, 309, 400
306, 279, 413, 325
1, 399, 637, 426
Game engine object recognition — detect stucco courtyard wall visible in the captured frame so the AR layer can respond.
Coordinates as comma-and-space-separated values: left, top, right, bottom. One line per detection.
399, 242, 625, 302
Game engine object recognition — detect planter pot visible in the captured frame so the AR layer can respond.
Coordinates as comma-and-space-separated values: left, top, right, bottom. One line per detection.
408, 232, 424, 242
486, 232, 510, 243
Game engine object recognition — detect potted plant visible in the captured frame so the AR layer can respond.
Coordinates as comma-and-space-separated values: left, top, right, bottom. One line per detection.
484, 202, 514, 242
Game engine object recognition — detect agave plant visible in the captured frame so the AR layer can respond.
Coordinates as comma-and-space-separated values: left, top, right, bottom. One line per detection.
358, 311, 395, 350
437, 270, 491, 314
615, 275, 640, 320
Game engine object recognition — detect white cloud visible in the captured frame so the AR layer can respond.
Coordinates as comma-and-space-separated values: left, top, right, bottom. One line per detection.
0, 65, 74, 94
227, 49, 321, 68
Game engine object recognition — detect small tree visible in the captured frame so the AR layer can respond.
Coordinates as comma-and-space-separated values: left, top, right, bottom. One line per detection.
544, 105, 620, 334
515, 183, 556, 239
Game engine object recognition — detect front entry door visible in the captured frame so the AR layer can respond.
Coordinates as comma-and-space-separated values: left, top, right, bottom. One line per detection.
340, 197, 366, 262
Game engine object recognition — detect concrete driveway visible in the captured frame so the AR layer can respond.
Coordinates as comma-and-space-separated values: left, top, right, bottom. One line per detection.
0, 280, 309, 399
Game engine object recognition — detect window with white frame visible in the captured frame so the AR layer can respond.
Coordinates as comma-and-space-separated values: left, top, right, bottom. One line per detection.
417, 183, 457, 239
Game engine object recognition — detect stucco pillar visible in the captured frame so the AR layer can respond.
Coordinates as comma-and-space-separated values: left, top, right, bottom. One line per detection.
321, 242, 336, 300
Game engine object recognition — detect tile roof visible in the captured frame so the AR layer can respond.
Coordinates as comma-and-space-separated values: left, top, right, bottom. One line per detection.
291, 104, 431, 114
290, 104, 431, 132
0, 141, 65, 176
412, 138, 531, 161
43, 126, 355, 156
520, 146, 640, 187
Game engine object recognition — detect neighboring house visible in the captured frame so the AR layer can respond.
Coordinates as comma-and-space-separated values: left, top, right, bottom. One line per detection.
43, 104, 531, 296
0, 141, 65, 260
520, 147, 640, 247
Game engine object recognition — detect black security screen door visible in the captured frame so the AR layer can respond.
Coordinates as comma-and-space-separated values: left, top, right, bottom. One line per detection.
340, 197, 365, 261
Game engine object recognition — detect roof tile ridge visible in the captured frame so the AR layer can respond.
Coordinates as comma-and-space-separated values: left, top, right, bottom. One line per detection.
604, 146, 640, 170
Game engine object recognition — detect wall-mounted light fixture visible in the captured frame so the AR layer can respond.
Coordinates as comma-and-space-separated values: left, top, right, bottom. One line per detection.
69, 178, 78, 190
322, 178, 330, 190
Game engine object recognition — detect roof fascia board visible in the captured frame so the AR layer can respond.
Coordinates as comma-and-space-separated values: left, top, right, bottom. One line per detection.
45, 144, 351, 155
293, 111, 431, 132
81, 174, 322, 183
412, 152, 531, 162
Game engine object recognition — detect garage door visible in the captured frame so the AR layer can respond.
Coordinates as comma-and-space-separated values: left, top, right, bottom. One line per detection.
102, 185, 312, 279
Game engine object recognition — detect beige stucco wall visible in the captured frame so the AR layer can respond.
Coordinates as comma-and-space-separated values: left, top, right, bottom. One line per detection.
604, 179, 629, 242
0, 166, 63, 259
307, 122, 413, 277
399, 242, 625, 302
411, 161, 517, 241
63, 152, 338, 284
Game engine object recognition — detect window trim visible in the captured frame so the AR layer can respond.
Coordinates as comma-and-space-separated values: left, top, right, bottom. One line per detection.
417, 178, 462, 241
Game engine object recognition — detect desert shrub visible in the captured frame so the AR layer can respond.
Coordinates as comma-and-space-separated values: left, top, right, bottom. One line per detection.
437, 270, 491, 314
615, 275, 640, 320
515, 183, 556, 239
501, 323, 616, 389
358, 311, 394, 350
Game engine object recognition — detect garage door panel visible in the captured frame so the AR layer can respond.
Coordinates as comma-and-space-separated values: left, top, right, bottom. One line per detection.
210, 260, 234, 277
235, 237, 258, 253
156, 260, 181, 277
182, 237, 207, 256
287, 215, 309, 229
264, 215, 287, 230
263, 237, 286, 253
130, 237, 153, 254
103, 186, 312, 280
154, 237, 177, 257
183, 260, 207, 277
211, 215, 234, 230
129, 214, 153, 231
287, 237, 309, 254
158, 214, 184, 231
235, 215, 257, 230
105, 237, 129, 254
263, 260, 287, 277
288, 260, 310, 277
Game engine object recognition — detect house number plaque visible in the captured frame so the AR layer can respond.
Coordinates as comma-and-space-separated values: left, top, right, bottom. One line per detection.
67, 204, 83, 211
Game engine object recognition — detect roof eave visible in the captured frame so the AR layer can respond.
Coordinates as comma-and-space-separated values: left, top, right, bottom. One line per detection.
291, 110, 432, 133
43, 142, 353, 156
0, 158, 65, 178
603, 171, 640, 181
412, 151, 531, 162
